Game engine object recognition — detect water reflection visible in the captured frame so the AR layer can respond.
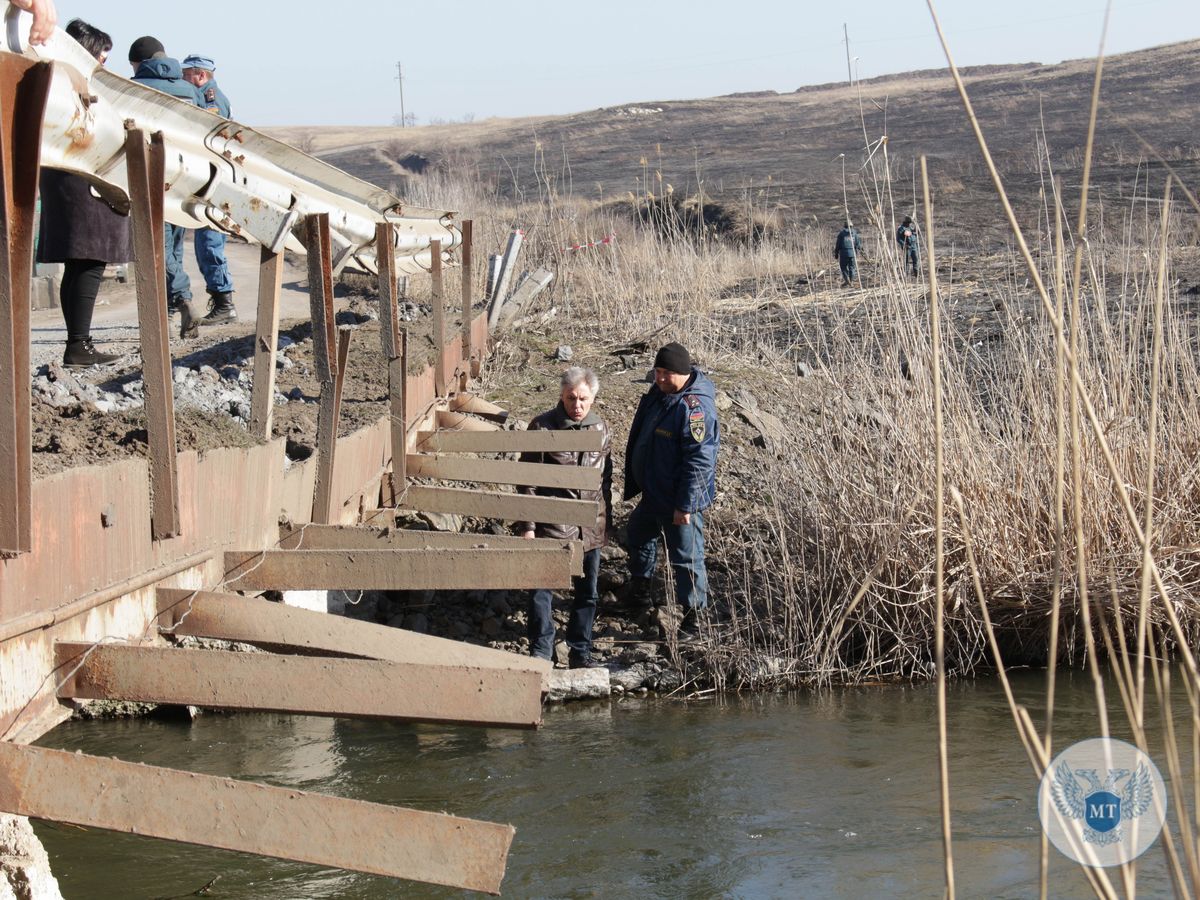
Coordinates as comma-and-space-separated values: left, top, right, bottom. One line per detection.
32, 671, 1184, 898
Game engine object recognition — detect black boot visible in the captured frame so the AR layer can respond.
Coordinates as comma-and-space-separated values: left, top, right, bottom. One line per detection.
63, 338, 121, 368
623, 575, 655, 610
200, 291, 237, 325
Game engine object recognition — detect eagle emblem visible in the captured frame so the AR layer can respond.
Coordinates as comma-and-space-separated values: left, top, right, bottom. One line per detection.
1051, 762, 1155, 846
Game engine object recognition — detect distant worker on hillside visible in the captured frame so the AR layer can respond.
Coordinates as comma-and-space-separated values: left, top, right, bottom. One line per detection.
624, 342, 720, 643
518, 367, 613, 669
833, 219, 862, 287
182, 54, 237, 326
896, 215, 921, 277
129, 36, 204, 332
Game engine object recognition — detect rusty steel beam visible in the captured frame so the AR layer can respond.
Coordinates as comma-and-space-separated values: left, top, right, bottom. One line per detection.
279, 523, 584, 575
54, 641, 543, 729
400, 485, 597, 527
376, 222, 408, 496
0, 56, 50, 555
431, 238, 446, 397
417, 428, 604, 453
126, 128, 181, 540
249, 246, 284, 440
307, 213, 340, 524
435, 409, 501, 432
407, 453, 600, 491
0, 742, 514, 893
222, 546, 574, 591
156, 589, 552, 688
460, 219, 474, 387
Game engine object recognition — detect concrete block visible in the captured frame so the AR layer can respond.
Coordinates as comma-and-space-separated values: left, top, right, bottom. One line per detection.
30, 276, 59, 311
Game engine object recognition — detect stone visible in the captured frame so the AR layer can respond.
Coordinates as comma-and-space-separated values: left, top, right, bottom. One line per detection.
714, 389, 733, 412
488, 595, 512, 616
402, 612, 429, 633
609, 661, 661, 692
480, 616, 503, 637
545, 667, 611, 702
0, 813, 63, 900
795, 361, 814, 378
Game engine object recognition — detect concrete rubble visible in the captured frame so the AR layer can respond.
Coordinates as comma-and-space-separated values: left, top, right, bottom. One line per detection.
0, 814, 62, 900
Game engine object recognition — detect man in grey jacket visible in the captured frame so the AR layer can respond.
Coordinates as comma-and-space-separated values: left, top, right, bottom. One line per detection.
518, 367, 613, 668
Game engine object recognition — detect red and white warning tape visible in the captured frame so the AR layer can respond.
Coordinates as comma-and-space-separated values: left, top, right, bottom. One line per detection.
561, 233, 616, 253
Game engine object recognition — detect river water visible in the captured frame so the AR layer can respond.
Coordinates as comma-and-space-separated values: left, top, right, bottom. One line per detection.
32, 670, 1182, 899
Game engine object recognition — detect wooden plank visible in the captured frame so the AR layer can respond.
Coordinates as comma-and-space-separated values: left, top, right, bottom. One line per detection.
436, 409, 501, 432
55, 641, 543, 729
126, 129, 180, 540
155, 589, 552, 687
460, 219, 474, 384
222, 546, 574, 591
375, 222, 399, 359
418, 429, 604, 453
399, 485, 596, 527
248, 246, 284, 439
408, 453, 600, 491
278, 524, 584, 574
0, 742, 515, 893
431, 238, 446, 397
0, 58, 51, 555
307, 213, 339, 524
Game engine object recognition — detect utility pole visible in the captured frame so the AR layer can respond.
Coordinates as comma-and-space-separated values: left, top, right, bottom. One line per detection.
843, 24, 853, 86
395, 61, 407, 127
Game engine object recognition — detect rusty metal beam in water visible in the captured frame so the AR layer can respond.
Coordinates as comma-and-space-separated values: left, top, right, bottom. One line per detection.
221, 546, 574, 591
0, 56, 51, 555
156, 588, 552, 688
0, 742, 514, 894
54, 641, 543, 728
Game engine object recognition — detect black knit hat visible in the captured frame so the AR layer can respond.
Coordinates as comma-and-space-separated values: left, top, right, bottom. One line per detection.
653, 342, 692, 375
128, 35, 165, 64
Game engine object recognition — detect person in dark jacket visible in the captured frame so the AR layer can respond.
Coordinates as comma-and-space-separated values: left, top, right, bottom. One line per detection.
37, 18, 128, 367
624, 342, 720, 640
182, 54, 237, 326
896, 215, 920, 277
129, 36, 205, 323
518, 367, 613, 668
834, 219, 862, 286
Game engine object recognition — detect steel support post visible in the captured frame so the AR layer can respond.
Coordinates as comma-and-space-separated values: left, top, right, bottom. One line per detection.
460, 219, 473, 389
0, 742, 515, 893
375, 223, 407, 497
306, 213, 339, 524
249, 246, 284, 439
0, 57, 50, 556
126, 128, 180, 539
430, 238, 446, 397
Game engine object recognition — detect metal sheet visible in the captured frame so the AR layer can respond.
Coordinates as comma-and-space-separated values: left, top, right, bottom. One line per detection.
156, 589, 552, 688
0, 55, 50, 555
0, 742, 514, 893
408, 453, 601, 491
461, 219, 475, 383
222, 547, 574, 591
249, 247, 284, 439
54, 641, 543, 729
436, 409, 500, 432
417, 429, 604, 453
279, 524, 584, 575
126, 129, 180, 540
400, 485, 597, 527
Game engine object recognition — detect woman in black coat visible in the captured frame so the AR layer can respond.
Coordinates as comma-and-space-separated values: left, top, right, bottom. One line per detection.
36, 18, 130, 367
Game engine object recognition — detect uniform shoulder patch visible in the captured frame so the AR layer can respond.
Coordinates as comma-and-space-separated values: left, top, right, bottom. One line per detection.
685, 394, 701, 409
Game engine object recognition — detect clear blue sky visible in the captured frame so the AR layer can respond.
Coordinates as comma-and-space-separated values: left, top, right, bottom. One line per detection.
59, 0, 1199, 126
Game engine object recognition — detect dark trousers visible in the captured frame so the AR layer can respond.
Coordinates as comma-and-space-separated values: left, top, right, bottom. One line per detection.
60, 259, 105, 342
164, 222, 191, 302
195, 227, 233, 294
838, 256, 857, 282
528, 547, 601, 662
626, 502, 708, 611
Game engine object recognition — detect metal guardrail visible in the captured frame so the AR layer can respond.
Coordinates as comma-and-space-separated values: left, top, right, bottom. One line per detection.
2, 3, 459, 275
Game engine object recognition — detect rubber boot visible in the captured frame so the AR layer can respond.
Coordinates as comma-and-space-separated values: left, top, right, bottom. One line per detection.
200, 291, 237, 325
63, 338, 121, 368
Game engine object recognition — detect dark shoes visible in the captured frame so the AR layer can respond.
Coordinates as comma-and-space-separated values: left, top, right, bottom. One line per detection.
200, 292, 237, 325
568, 656, 607, 670
622, 575, 655, 610
63, 338, 121, 368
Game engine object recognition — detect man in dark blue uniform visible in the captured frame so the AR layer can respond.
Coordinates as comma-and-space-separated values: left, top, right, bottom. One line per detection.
834, 219, 862, 286
128, 37, 204, 324
182, 54, 237, 326
624, 342, 720, 640
896, 215, 921, 277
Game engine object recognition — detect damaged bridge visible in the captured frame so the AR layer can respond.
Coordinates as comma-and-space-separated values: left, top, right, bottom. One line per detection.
0, 5, 586, 895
